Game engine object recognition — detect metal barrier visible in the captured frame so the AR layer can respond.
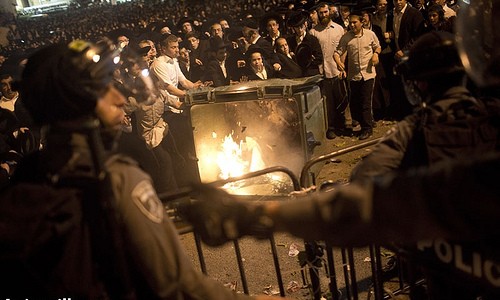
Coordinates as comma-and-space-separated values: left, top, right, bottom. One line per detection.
160, 137, 414, 300
160, 166, 301, 297
298, 137, 384, 300
298, 137, 428, 300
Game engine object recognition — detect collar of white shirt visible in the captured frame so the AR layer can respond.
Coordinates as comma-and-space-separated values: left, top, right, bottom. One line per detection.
395, 3, 408, 15
256, 68, 267, 80
163, 56, 175, 64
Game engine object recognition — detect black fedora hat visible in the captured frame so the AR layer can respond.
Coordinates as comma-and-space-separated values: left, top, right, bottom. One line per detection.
351, 2, 377, 16
286, 10, 309, 27
242, 17, 259, 30
177, 16, 195, 31
245, 45, 268, 60
260, 12, 284, 27
208, 36, 231, 51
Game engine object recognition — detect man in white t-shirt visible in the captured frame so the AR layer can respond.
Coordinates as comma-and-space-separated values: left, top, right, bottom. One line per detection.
150, 34, 202, 112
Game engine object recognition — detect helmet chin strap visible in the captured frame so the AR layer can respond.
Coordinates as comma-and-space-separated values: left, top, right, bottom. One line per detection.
100, 125, 122, 153
50, 115, 121, 154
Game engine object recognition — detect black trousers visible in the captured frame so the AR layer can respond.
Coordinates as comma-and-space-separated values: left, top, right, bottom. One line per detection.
322, 77, 349, 130
349, 79, 375, 131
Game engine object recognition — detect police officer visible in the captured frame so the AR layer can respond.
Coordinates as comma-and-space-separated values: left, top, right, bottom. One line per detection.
0, 40, 285, 300
180, 4, 500, 299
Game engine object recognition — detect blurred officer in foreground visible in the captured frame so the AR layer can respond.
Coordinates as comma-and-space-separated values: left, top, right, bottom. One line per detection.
0, 40, 285, 300
180, 1, 500, 299
350, 30, 498, 181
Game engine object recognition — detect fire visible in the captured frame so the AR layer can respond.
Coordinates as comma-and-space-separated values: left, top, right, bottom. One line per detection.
216, 133, 266, 180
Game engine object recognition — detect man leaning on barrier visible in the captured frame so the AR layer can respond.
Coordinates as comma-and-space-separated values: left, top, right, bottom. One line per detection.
0, 39, 287, 300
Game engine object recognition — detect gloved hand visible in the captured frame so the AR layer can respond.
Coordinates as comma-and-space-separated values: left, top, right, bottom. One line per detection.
177, 184, 274, 247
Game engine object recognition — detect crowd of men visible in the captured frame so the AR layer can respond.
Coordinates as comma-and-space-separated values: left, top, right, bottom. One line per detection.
0, 0, 462, 192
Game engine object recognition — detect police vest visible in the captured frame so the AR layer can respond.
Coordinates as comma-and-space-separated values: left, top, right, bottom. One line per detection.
397, 96, 500, 299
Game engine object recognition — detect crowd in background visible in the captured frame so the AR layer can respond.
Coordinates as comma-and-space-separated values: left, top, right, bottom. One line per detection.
0, 0, 458, 65
0, 0, 462, 191
0, 0, 284, 56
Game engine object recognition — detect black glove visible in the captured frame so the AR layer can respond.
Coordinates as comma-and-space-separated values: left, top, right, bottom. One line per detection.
177, 184, 274, 247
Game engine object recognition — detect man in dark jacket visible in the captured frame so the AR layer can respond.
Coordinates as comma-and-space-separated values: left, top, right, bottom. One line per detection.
205, 36, 232, 86
286, 10, 323, 77
389, 0, 426, 119
274, 37, 303, 79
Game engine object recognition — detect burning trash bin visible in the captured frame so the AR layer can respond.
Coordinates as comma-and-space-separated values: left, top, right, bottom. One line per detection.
181, 76, 327, 194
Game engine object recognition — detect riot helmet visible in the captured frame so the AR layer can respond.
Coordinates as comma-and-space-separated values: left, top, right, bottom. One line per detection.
20, 39, 157, 126
20, 39, 121, 125
456, 0, 500, 89
115, 45, 158, 105
395, 31, 465, 105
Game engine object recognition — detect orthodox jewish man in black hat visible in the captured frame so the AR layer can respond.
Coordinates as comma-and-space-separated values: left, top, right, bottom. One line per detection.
285, 10, 323, 76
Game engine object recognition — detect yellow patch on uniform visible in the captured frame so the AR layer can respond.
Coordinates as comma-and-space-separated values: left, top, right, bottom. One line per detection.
132, 180, 163, 223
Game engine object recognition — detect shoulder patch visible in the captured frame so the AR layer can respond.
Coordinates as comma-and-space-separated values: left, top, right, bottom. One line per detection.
132, 180, 164, 223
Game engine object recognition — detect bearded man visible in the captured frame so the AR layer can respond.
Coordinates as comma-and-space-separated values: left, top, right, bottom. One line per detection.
310, 2, 351, 139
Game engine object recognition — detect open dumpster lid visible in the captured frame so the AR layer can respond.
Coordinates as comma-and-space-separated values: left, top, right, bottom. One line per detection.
185, 75, 322, 104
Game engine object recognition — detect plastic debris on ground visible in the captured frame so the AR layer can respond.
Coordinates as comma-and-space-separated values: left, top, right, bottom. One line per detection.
288, 242, 300, 257
286, 280, 302, 293
262, 284, 280, 296
224, 280, 238, 291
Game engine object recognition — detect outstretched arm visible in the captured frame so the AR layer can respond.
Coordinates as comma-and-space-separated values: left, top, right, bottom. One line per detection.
181, 152, 500, 247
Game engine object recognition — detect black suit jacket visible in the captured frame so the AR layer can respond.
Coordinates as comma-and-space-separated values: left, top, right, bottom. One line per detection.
370, 24, 387, 51
249, 37, 280, 66
275, 52, 302, 79
286, 34, 323, 77
179, 63, 197, 82
252, 37, 274, 57
205, 59, 231, 87
395, 6, 425, 52
242, 62, 277, 81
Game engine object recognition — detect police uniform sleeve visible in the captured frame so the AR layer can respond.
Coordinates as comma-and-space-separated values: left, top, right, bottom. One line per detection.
271, 152, 500, 246
350, 114, 419, 182
106, 156, 255, 300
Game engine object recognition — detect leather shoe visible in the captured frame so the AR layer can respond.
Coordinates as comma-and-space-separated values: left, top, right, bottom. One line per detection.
334, 128, 354, 137
326, 129, 336, 140
358, 130, 373, 140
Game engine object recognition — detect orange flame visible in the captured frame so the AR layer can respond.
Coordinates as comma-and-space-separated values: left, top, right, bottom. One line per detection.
216, 134, 266, 180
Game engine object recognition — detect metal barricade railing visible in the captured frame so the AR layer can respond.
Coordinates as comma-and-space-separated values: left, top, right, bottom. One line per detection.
159, 166, 301, 298
160, 137, 412, 300
299, 137, 384, 300
300, 136, 427, 300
